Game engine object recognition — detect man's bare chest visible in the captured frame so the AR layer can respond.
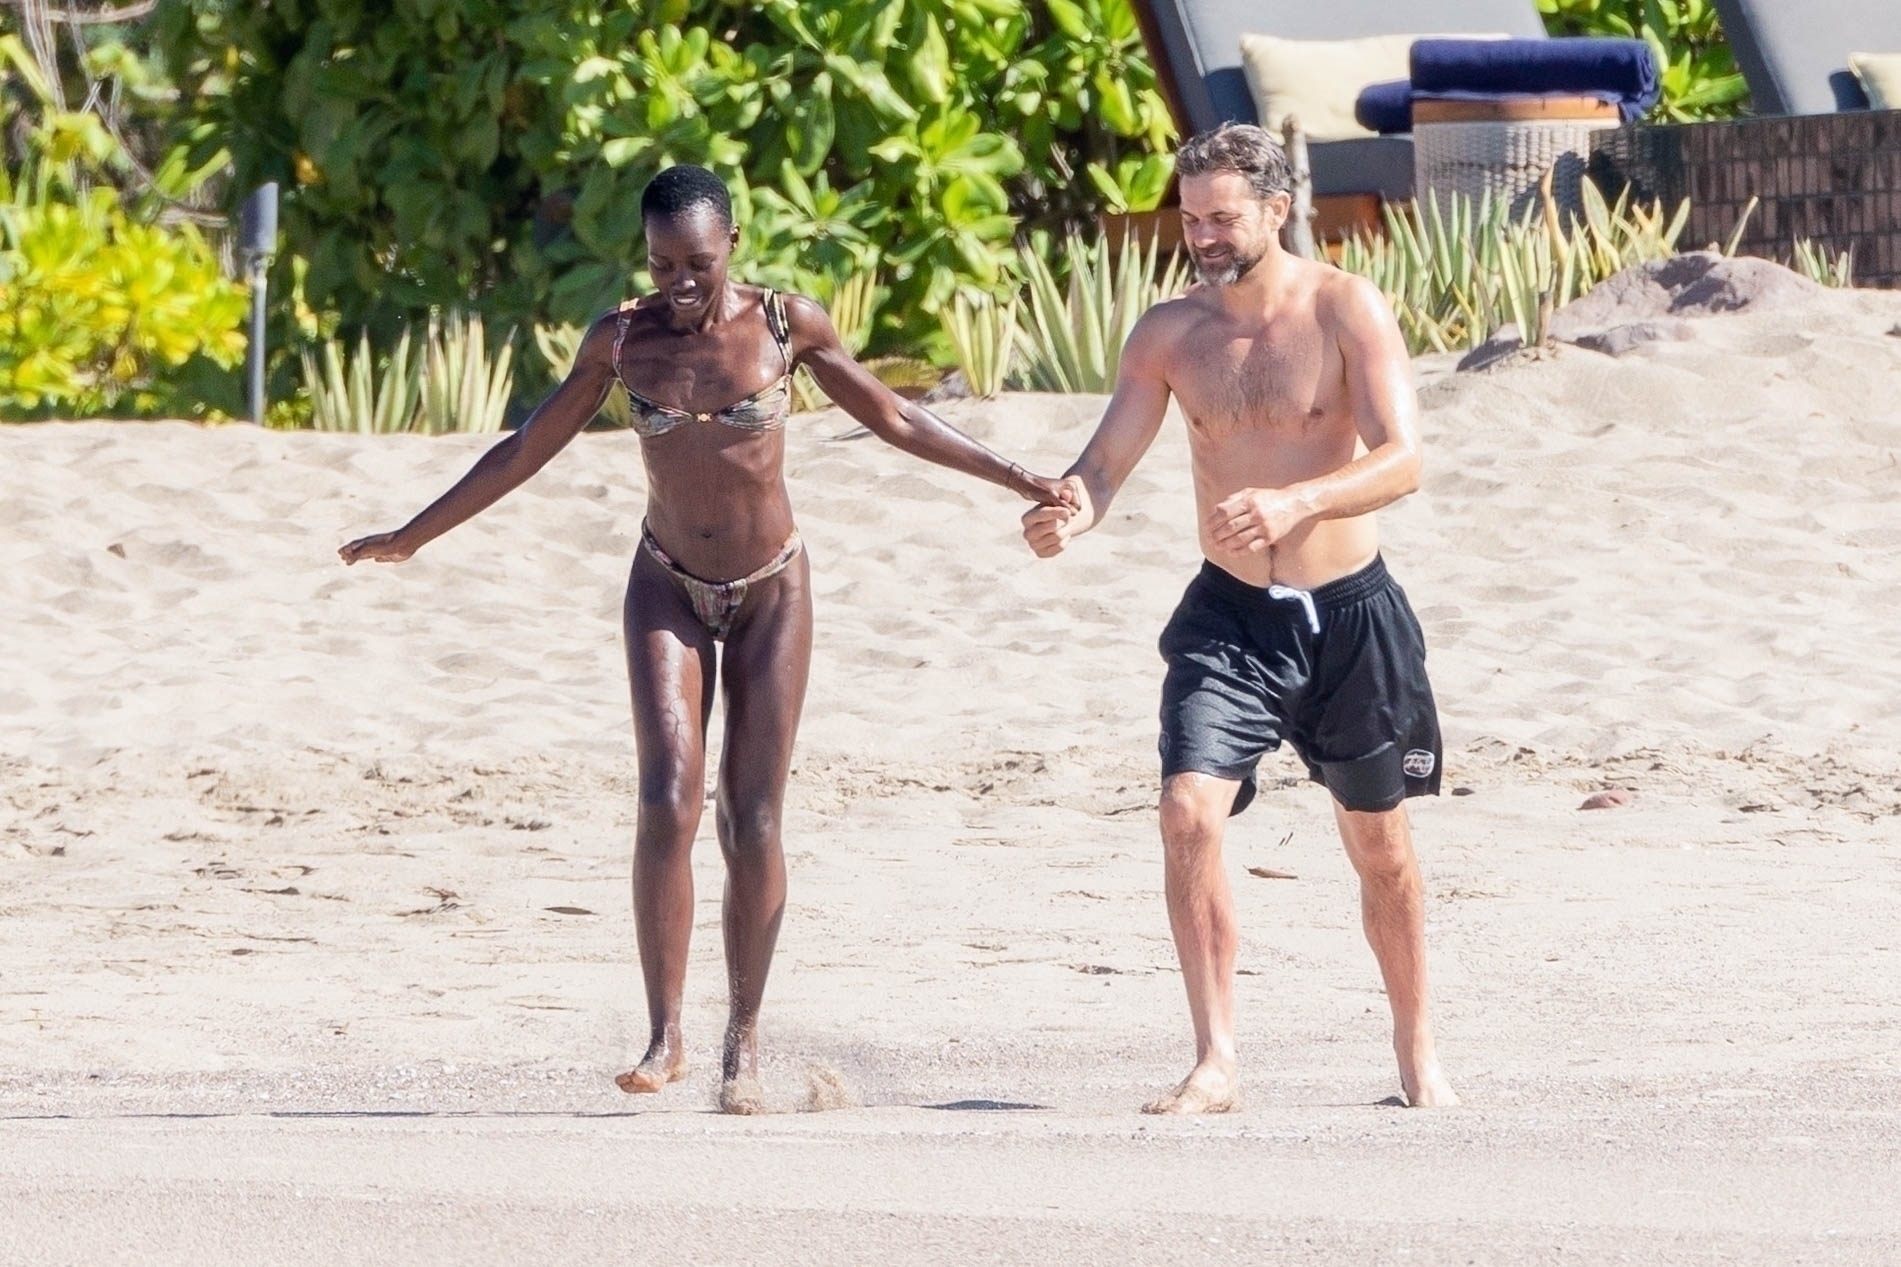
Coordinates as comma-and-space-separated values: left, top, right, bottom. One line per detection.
1169, 328, 1339, 433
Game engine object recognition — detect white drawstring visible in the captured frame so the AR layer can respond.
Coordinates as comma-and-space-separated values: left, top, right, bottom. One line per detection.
1267, 584, 1321, 635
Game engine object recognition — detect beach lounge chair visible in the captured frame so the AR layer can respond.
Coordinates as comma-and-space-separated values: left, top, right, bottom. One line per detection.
1130, 0, 1550, 202
1710, 0, 1901, 115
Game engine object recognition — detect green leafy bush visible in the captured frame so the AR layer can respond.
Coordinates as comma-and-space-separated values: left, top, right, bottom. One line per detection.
0, 29, 249, 421
1538, 0, 1748, 121
151, 0, 1175, 367
0, 182, 247, 420
0, 32, 230, 221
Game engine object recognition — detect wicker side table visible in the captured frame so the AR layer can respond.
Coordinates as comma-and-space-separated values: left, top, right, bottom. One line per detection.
1412, 96, 1622, 217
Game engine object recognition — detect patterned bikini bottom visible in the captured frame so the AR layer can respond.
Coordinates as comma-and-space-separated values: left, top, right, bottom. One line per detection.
639, 521, 803, 641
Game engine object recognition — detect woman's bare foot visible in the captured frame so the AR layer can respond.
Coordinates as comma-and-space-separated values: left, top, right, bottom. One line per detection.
718, 1019, 769, 1114
1141, 1060, 1240, 1115
614, 1037, 688, 1094
1401, 1060, 1459, 1107
718, 1071, 768, 1115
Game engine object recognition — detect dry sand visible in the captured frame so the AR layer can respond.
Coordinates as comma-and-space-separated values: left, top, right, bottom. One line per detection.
4, 282, 1901, 1263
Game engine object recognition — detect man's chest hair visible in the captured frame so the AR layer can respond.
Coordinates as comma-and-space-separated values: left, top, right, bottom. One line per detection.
1170, 323, 1338, 433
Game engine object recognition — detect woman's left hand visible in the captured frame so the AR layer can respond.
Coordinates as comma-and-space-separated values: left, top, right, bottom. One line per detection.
1018, 470, 1080, 508
338, 531, 417, 565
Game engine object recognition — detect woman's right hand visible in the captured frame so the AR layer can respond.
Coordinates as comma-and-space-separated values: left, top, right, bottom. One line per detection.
338, 531, 417, 565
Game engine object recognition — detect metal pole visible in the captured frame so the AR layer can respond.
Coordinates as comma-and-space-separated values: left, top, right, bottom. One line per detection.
247, 257, 268, 424
238, 183, 278, 426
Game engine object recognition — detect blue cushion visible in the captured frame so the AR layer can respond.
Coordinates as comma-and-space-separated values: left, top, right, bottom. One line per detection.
1409, 37, 1661, 121
1355, 79, 1414, 135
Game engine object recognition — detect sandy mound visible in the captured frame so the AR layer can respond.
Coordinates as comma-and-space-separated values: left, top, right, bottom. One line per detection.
1461, 252, 1829, 367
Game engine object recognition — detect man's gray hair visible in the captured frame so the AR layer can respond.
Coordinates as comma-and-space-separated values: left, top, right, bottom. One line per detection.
1174, 123, 1292, 199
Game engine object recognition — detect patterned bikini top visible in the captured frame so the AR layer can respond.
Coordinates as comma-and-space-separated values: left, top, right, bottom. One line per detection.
613, 288, 794, 438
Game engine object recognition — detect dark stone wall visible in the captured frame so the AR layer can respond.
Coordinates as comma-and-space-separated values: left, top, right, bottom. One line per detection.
1591, 111, 1901, 288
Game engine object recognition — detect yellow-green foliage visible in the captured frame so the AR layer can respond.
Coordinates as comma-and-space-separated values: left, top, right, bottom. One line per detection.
0, 188, 247, 419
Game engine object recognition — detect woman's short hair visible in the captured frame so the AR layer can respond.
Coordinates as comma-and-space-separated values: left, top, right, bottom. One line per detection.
1175, 124, 1292, 199
640, 164, 734, 229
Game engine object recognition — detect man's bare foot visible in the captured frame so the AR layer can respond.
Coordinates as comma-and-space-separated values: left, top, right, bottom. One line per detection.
614, 1040, 688, 1094
1141, 1061, 1240, 1115
1401, 1061, 1459, 1107
718, 1072, 768, 1115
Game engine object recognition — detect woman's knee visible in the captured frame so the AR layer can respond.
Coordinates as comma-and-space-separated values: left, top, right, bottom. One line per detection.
715, 799, 783, 863
636, 782, 702, 849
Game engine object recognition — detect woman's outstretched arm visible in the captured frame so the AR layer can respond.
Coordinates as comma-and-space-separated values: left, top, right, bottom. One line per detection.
785, 294, 1069, 506
339, 316, 619, 564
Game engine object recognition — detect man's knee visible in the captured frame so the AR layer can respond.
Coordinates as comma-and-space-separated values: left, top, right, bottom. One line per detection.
1338, 805, 1416, 882
1159, 776, 1230, 859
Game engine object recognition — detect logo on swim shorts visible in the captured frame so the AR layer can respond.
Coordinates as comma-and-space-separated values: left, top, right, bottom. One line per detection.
1403, 749, 1436, 779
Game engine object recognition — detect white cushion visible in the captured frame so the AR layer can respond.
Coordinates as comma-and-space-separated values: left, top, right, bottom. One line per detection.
1848, 51, 1901, 110
1239, 32, 1507, 142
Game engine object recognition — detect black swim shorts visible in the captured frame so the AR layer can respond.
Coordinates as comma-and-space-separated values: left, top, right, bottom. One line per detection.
1157, 554, 1442, 816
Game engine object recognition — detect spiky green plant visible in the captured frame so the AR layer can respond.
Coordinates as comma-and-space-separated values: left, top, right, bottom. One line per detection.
791, 270, 883, 412
302, 328, 423, 434
1336, 178, 1691, 355
417, 312, 514, 435
940, 288, 1018, 398
1011, 231, 1191, 394
532, 322, 632, 428
1791, 237, 1854, 288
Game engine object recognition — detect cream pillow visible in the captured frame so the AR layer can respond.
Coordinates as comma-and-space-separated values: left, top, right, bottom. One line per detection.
1848, 52, 1901, 109
1238, 32, 1507, 142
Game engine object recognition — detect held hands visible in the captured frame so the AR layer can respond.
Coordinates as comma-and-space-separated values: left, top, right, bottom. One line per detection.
338, 531, 417, 565
1021, 474, 1089, 558
1011, 465, 1080, 510
1208, 487, 1306, 556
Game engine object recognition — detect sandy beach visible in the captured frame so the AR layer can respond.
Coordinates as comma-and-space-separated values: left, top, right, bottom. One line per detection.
5, 280, 1901, 1263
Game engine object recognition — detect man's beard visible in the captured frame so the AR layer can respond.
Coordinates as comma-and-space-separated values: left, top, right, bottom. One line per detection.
1192, 245, 1265, 287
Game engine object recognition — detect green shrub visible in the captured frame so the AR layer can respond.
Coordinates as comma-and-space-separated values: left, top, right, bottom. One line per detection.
1538, 0, 1748, 121
0, 30, 249, 421
0, 183, 247, 420
151, 1, 1175, 366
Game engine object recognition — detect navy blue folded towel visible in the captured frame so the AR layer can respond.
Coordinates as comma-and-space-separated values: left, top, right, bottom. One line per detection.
1355, 79, 1414, 135
1409, 37, 1660, 122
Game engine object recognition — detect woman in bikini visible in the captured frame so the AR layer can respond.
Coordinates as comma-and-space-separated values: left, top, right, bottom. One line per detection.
340, 164, 1066, 1112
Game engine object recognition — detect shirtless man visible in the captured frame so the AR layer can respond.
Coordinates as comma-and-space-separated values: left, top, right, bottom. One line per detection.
1022, 124, 1457, 1112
